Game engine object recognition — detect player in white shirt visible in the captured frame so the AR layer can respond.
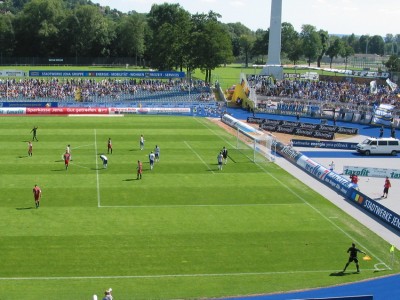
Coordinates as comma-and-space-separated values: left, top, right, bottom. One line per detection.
149, 151, 155, 170
66, 144, 72, 160
154, 145, 160, 162
140, 135, 145, 150
217, 151, 223, 170
100, 154, 108, 168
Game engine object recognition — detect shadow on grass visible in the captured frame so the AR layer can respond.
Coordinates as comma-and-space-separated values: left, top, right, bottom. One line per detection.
330, 271, 359, 276
18, 156, 29, 158
91, 168, 104, 171
16, 207, 35, 210
123, 179, 136, 181
51, 169, 66, 172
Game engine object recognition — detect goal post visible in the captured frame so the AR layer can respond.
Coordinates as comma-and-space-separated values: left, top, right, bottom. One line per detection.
235, 126, 276, 163
221, 113, 276, 163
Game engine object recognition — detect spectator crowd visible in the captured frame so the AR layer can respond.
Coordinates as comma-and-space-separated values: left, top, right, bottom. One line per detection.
0, 78, 215, 102
247, 75, 400, 109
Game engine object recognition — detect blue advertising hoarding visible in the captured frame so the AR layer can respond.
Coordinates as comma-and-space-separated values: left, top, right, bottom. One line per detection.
0, 102, 58, 108
28, 71, 185, 78
292, 139, 358, 150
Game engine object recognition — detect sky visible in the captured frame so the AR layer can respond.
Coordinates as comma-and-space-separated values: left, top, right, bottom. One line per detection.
92, 0, 400, 37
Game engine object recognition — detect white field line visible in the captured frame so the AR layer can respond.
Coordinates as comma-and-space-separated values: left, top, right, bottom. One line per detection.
71, 143, 94, 150
69, 162, 90, 169
184, 140, 214, 174
193, 117, 236, 148
0, 269, 382, 281
99, 203, 305, 208
197, 118, 391, 270
59, 144, 94, 160
94, 129, 101, 208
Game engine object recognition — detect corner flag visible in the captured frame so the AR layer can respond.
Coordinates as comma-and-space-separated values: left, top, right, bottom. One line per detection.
390, 245, 395, 253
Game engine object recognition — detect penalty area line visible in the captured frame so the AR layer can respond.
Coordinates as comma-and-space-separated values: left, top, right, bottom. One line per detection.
184, 141, 214, 174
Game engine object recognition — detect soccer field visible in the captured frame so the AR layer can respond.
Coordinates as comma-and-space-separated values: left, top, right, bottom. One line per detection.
0, 115, 397, 299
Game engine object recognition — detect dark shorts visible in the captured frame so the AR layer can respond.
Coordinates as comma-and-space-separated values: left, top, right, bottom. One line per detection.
348, 256, 358, 263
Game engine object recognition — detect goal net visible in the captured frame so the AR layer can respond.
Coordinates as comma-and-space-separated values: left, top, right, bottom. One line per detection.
235, 127, 276, 163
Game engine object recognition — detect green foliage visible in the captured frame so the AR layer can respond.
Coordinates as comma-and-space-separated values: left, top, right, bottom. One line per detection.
300, 24, 323, 66
316, 29, 329, 67
0, 116, 397, 299
385, 54, 400, 72
326, 37, 344, 68
1, 0, 400, 69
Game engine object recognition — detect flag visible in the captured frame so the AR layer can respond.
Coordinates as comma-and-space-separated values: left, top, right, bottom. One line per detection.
370, 80, 378, 94
390, 245, 395, 253
386, 78, 398, 92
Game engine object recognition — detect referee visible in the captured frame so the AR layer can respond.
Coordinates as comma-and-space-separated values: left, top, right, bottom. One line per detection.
342, 243, 366, 273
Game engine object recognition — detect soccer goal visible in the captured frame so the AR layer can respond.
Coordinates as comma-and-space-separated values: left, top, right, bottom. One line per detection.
235, 127, 276, 163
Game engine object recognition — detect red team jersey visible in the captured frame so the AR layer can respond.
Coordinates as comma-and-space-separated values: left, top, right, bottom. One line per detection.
33, 186, 41, 200
64, 152, 71, 164
137, 161, 143, 174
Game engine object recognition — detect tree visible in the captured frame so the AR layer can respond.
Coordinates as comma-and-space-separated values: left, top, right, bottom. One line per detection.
385, 34, 394, 43
286, 38, 303, 65
395, 34, 400, 55
316, 29, 329, 67
300, 24, 322, 66
340, 44, 355, 70
359, 35, 369, 54
239, 34, 255, 67
251, 29, 268, 63
0, 13, 15, 57
68, 5, 114, 57
281, 22, 298, 55
189, 12, 232, 83
385, 55, 400, 72
369, 35, 385, 55
326, 37, 343, 68
114, 13, 146, 65
14, 0, 66, 56
225, 22, 252, 58
147, 3, 192, 70
343, 33, 360, 54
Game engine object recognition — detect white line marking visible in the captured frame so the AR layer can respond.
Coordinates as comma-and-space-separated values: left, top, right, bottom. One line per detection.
71, 143, 94, 150
184, 140, 214, 174
69, 162, 90, 169
94, 129, 101, 208
100, 203, 305, 208
0, 269, 382, 281
194, 117, 236, 148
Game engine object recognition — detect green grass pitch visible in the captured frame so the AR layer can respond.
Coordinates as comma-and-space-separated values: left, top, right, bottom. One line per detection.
0, 115, 397, 299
